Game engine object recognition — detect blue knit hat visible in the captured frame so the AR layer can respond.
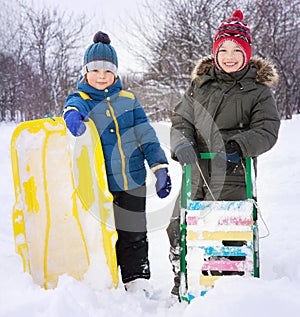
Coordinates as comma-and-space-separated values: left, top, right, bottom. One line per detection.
81, 31, 118, 77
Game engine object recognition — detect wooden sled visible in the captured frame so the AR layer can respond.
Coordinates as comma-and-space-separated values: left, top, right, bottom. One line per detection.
179, 154, 259, 302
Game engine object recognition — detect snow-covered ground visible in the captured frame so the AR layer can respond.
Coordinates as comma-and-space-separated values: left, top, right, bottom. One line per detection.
0, 116, 299, 317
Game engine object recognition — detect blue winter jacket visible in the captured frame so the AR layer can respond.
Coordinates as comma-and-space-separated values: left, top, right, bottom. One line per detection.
64, 77, 168, 192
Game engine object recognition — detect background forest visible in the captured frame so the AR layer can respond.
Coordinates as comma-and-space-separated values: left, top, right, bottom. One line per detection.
0, 0, 299, 122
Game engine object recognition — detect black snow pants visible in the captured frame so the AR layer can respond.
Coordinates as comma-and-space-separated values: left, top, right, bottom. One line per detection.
112, 185, 150, 284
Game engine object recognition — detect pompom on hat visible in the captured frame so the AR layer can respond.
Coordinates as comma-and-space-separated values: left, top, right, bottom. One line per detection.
81, 31, 118, 77
213, 10, 252, 70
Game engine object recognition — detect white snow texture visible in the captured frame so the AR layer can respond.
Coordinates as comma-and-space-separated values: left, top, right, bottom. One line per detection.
0, 116, 300, 317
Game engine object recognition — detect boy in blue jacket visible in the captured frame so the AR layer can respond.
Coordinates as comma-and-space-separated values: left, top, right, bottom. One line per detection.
63, 31, 172, 296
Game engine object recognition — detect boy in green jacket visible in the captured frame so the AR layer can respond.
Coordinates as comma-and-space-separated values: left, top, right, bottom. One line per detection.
167, 10, 280, 298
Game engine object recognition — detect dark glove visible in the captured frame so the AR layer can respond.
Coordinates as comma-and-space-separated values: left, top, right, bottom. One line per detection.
215, 141, 242, 174
64, 110, 89, 137
154, 168, 172, 199
175, 142, 198, 165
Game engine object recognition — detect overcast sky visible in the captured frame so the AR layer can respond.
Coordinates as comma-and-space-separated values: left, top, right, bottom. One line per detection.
35, 0, 141, 27
30, 0, 156, 73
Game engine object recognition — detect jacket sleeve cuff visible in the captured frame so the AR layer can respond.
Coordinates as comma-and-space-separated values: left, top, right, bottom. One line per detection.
62, 106, 79, 116
151, 164, 168, 173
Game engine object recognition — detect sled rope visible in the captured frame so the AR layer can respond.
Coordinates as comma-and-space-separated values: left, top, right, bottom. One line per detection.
195, 160, 216, 201
253, 200, 270, 239
241, 161, 270, 239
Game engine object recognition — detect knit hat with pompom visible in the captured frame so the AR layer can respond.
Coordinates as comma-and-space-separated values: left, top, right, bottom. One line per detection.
81, 31, 118, 77
213, 10, 252, 70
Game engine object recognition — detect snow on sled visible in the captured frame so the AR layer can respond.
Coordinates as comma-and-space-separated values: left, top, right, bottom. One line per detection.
11, 117, 118, 290
179, 153, 259, 302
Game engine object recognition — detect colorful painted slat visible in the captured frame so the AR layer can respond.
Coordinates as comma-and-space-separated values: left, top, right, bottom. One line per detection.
187, 200, 254, 211
187, 215, 253, 226
199, 276, 221, 286
201, 260, 254, 272
187, 245, 253, 257
183, 199, 257, 301
187, 230, 253, 241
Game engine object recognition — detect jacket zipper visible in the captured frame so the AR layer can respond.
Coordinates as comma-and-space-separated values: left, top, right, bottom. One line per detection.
106, 101, 128, 190
209, 81, 238, 143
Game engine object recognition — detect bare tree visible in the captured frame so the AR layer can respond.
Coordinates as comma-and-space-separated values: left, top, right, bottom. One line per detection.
2, 0, 298, 122
249, 0, 300, 119
0, 0, 88, 121
18, 1, 88, 117
122, 0, 299, 121
120, 0, 252, 121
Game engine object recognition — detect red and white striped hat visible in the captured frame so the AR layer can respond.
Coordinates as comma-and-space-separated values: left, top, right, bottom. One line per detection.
213, 10, 252, 70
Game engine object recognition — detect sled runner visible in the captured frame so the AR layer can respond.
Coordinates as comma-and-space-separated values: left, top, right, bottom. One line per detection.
11, 117, 118, 289
179, 153, 259, 302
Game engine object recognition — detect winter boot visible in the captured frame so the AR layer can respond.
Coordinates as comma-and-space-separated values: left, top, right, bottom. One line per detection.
125, 278, 154, 298
168, 243, 183, 303
167, 217, 181, 299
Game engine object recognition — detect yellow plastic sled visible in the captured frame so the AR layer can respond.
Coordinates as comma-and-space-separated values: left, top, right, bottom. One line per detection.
11, 117, 118, 289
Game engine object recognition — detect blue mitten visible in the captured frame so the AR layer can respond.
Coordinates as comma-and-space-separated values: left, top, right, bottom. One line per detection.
64, 110, 89, 137
154, 168, 172, 199
215, 141, 242, 174
217, 151, 241, 163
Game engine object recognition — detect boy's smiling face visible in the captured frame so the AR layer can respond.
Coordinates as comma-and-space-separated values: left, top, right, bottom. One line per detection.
217, 40, 245, 73
86, 69, 115, 90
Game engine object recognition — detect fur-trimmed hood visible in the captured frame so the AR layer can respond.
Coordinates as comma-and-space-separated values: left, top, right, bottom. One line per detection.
191, 55, 279, 87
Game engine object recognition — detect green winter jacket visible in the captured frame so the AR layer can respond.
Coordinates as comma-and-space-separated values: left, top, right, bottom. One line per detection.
171, 56, 280, 200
